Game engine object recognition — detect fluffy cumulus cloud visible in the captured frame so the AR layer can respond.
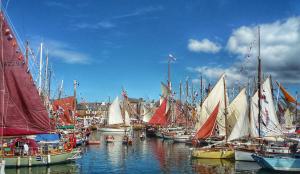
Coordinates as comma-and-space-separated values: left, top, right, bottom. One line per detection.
188, 39, 221, 53
189, 16, 300, 85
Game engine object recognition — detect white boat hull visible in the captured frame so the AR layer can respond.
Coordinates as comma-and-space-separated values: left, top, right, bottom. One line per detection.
235, 149, 255, 161
99, 127, 127, 132
173, 135, 190, 143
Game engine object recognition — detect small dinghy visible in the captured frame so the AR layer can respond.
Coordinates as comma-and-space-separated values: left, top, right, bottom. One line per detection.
105, 135, 114, 143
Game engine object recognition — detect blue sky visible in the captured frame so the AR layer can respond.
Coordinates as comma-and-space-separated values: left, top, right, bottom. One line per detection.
4, 0, 300, 102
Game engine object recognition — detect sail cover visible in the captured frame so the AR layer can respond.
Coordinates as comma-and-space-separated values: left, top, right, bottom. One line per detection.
0, 12, 53, 136
250, 77, 282, 137
108, 96, 123, 125
148, 99, 168, 126
227, 89, 249, 141
52, 96, 75, 125
194, 102, 220, 139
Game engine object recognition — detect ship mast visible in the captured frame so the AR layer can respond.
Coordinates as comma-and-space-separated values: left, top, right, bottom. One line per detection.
257, 26, 262, 138
38, 43, 43, 96
223, 76, 228, 142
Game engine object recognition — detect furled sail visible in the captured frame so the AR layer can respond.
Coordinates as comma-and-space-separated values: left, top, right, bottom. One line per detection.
194, 102, 220, 139
195, 74, 228, 136
148, 99, 168, 125
108, 96, 124, 125
52, 96, 75, 125
227, 89, 249, 141
0, 12, 53, 136
250, 77, 282, 137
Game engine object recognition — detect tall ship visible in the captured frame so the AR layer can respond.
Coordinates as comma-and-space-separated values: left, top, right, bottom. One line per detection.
0, 9, 79, 168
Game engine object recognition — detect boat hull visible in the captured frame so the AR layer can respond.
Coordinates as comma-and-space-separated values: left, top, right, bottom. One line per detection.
192, 149, 235, 159
173, 135, 190, 143
235, 149, 255, 161
4, 151, 78, 168
252, 154, 300, 172
99, 127, 127, 132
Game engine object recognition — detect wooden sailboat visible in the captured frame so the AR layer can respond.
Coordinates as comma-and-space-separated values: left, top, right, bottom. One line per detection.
99, 96, 128, 132
191, 75, 235, 159
0, 11, 79, 167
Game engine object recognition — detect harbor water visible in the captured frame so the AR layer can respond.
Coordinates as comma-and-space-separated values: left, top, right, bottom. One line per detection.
5, 131, 278, 174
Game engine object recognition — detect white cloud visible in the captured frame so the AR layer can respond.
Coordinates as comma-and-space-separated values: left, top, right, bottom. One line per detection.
113, 6, 164, 19
226, 16, 300, 84
74, 21, 115, 30
46, 39, 90, 64
189, 16, 300, 85
188, 39, 221, 53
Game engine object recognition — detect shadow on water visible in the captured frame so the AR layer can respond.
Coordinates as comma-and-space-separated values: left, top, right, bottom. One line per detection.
5, 131, 288, 174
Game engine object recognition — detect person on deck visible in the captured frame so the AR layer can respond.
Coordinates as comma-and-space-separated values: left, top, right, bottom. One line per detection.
23, 143, 29, 156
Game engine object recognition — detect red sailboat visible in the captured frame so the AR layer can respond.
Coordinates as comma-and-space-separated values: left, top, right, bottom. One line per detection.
0, 11, 79, 167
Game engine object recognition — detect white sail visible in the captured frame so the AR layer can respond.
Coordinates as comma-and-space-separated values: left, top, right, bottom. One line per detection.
142, 105, 153, 123
249, 77, 282, 137
228, 88, 249, 141
160, 82, 170, 114
108, 96, 124, 125
195, 74, 228, 136
124, 110, 131, 126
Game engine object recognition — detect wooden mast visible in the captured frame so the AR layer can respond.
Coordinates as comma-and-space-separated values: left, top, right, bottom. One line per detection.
257, 26, 262, 138
200, 75, 203, 106
223, 76, 228, 142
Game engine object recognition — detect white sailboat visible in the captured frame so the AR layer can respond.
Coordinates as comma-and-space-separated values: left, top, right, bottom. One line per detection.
195, 74, 229, 137
99, 96, 128, 132
235, 77, 283, 161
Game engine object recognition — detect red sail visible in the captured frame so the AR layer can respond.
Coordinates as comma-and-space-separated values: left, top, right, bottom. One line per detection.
148, 99, 168, 126
0, 13, 54, 136
276, 81, 298, 105
195, 102, 220, 139
52, 97, 75, 125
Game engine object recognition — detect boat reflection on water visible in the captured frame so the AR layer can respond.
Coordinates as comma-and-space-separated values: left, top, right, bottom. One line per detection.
5, 163, 78, 174
191, 158, 234, 174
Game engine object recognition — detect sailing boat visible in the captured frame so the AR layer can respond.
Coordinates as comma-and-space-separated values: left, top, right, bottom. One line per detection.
0, 11, 79, 167
99, 96, 129, 132
191, 75, 235, 159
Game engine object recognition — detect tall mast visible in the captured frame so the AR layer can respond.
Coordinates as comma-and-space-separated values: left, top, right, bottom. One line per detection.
58, 80, 63, 99
48, 67, 52, 101
179, 80, 182, 103
44, 50, 49, 95
257, 26, 262, 138
296, 91, 298, 123
223, 76, 228, 142
186, 79, 189, 103
38, 42, 43, 96
200, 75, 203, 106
25, 40, 29, 67
167, 56, 171, 90
73, 80, 77, 126
191, 82, 194, 105
0, 4, 5, 162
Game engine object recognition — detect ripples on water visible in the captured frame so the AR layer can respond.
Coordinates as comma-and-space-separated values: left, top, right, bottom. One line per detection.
5, 131, 281, 174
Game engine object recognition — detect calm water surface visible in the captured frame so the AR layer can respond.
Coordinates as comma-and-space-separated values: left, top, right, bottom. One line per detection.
5, 131, 283, 174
